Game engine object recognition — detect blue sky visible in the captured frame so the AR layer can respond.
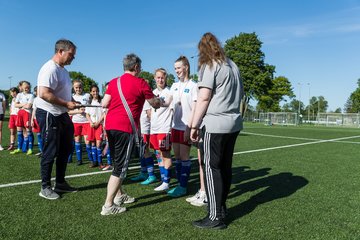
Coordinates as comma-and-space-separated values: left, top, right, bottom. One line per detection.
1, 0, 360, 111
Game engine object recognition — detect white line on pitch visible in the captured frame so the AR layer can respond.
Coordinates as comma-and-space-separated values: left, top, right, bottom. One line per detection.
0, 165, 139, 189
235, 135, 360, 155
242, 132, 360, 144
242, 131, 320, 141
1, 134, 359, 189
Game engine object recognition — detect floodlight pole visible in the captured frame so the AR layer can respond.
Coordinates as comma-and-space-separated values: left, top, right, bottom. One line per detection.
307, 83, 310, 123
190, 55, 197, 77
298, 82, 302, 116
8, 76, 13, 89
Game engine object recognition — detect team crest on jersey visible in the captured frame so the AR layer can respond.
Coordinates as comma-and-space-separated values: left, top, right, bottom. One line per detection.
184, 89, 190, 93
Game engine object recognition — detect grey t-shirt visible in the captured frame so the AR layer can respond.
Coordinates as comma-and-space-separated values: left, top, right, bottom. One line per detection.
198, 58, 243, 133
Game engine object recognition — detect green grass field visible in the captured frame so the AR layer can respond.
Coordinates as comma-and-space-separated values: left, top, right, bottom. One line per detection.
1, 121, 360, 240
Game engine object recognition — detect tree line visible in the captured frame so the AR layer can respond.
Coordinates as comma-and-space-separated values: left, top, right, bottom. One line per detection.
2, 32, 358, 115
344, 79, 360, 113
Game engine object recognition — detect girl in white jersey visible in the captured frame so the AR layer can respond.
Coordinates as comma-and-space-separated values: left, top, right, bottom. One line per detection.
146, 68, 173, 191
68, 80, 90, 165
167, 56, 198, 197
10, 81, 35, 155
86, 85, 105, 169
7, 87, 19, 150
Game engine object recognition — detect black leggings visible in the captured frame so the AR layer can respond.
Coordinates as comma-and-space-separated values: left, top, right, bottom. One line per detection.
199, 127, 239, 220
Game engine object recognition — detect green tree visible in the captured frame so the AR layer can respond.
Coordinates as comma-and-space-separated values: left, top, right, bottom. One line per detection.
288, 99, 305, 114
309, 96, 318, 116
224, 32, 275, 116
139, 71, 177, 90
189, 73, 198, 82
307, 96, 328, 115
317, 96, 328, 114
318, 96, 329, 112
344, 98, 353, 113
334, 108, 342, 113
69, 71, 97, 93
167, 73, 176, 87
139, 71, 155, 89
0, 89, 10, 101
282, 102, 292, 112
345, 79, 360, 113
258, 76, 294, 111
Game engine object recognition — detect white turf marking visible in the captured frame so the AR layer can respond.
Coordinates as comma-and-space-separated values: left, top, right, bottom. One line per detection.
235, 135, 360, 155
1, 134, 360, 189
0, 165, 139, 189
242, 132, 360, 144
242, 131, 320, 141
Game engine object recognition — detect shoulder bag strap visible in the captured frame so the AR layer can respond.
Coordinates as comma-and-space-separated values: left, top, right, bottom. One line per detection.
117, 77, 140, 145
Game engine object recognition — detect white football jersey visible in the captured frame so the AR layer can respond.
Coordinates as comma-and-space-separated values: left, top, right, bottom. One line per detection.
15, 92, 34, 113
169, 80, 197, 131
72, 93, 90, 123
151, 87, 173, 134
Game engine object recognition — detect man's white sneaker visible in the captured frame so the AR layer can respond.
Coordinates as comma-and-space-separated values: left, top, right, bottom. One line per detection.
114, 193, 135, 205
0, 145, 4, 151
190, 194, 208, 207
100, 205, 126, 216
186, 190, 205, 203
154, 182, 169, 191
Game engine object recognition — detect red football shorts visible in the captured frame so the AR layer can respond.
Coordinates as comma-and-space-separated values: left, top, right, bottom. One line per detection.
16, 109, 31, 128
73, 122, 89, 136
150, 133, 172, 151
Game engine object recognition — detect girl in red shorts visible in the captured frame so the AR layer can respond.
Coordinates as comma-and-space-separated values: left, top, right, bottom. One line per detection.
7, 87, 19, 150
148, 68, 173, 191
68, 80, 90, 165
10, 81, 34, 155
86, 85, 105, 168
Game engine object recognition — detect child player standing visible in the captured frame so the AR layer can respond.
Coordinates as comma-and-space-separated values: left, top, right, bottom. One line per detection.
148, 68, 173, 191
10, 81, 35, 155
86, 84, 105, 169
7, 87, 19, 150
68, 80, 90, 165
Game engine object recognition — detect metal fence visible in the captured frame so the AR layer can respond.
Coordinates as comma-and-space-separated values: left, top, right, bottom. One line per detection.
243, 112, 360, 128
316, 113, 360, 128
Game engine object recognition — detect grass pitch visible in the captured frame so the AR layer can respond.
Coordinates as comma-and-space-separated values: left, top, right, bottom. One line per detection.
1, 121, 360, 240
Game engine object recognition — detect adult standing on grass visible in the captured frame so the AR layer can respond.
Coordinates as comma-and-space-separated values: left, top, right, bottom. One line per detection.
36, 39, 79, 200
100, 53, 161, 215
190, 32, 244, 229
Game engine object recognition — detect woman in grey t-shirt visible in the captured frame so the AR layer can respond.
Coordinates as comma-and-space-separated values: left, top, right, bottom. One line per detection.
190, 32, 244, 229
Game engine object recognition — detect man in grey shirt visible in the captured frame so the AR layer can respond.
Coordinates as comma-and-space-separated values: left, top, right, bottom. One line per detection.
190, 32, 243, 229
